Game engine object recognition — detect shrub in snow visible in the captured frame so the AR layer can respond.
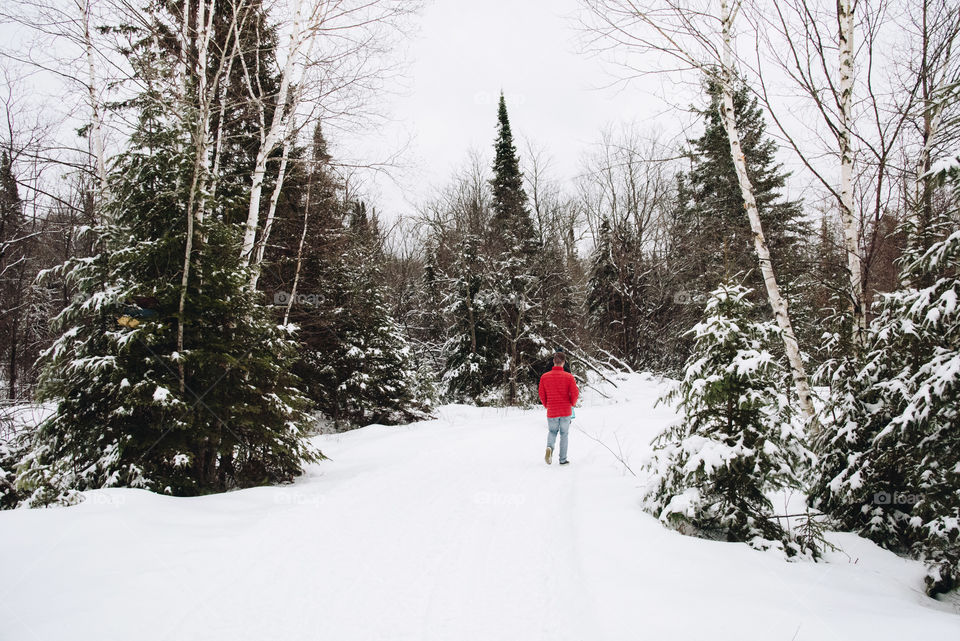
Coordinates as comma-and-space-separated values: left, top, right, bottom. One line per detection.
440, 235, 506, 404
9, 104, 320, 505
811, 228, 960, 596
644, 284, 814, 554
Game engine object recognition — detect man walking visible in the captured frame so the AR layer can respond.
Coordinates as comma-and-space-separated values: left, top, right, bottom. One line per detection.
538, 352, 579, 465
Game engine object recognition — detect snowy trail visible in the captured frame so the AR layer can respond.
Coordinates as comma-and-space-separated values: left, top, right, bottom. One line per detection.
1, 374, 959, 640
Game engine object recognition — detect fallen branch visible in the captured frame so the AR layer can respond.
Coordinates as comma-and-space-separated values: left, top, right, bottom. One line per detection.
577, 426, 638, 478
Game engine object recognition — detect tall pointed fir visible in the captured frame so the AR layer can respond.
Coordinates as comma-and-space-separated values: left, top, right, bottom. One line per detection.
260, 127, 432, 426
585, 215, 647, 366
488, 93, 552, 404
644, 284, 813, 553
0, 151, 30, 399
323, 204, 433, 425
11, 4, 318, 505
440, 232, 503, 403
677, 77, 810, 323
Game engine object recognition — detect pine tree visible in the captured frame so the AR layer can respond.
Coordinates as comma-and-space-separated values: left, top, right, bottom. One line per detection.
585, 216, 646, 365
440, 232, 503, 403
487, 94, 553, 403
321, 204, 433, 425
490, 94, 536, 249
10, 7, 319, 504
259, 127, 431, 426
810, 224, 960, 595
680, 77, 809, 310
644, 284, 813, 553
0, 151, 28, 399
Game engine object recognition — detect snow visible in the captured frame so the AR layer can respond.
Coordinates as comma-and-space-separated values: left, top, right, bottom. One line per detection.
1, 374, 958, 640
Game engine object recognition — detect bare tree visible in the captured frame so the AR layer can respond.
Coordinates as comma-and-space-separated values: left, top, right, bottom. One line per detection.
581, 0, 817, 422
745, 0, 957, 340
239, 0, 421, 289
898, 0, 960, 260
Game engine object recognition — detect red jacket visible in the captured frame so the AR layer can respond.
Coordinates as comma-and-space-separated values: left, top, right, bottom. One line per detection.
538, 366, 579, 418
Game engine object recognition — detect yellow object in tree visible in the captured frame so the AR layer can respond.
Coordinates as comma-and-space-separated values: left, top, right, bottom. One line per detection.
117, 315, 140, 328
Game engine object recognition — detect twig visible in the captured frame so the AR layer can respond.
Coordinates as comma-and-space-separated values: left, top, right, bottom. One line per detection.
577, 426, 638, 477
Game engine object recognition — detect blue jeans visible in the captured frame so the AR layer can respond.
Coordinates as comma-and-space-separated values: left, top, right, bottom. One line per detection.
547, 416, 571, 463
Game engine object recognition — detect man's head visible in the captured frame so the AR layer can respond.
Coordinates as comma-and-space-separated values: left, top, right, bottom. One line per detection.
553, 352, 565, 366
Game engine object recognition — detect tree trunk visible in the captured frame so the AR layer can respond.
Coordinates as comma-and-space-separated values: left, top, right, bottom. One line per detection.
239, 0, 305, 271
7, 331, 17, 400
837, 0, 866, 347
177, 0, 217, 393
719, 0, 816, 425
82, 0, 106, 214
250, 118, 294, 290
284, 166, 314, 326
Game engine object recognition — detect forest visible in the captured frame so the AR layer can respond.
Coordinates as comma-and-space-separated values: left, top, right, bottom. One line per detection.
0, 0, 958, 601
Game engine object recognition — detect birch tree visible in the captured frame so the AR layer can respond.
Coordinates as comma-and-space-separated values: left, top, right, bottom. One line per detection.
0, 0, 116, 217
238, 0, 420, 288
900, 0, 960, 261
581, 0, 817, 422
746, 0, 948, 347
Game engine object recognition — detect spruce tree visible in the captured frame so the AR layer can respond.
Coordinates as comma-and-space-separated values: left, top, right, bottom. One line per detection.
585, 216, 646, 365
644, 284, 813, 552
260, 127, 431, 426
440, 232, 503, 403
0, 151, 28, 399
321, 204, 432, 425
810, 223, 960, 595
16, 116, 317, 502
10, 7, 319, 504
487, 94, 552, 403
490, 94, 536, 249
679, 77, 809, 311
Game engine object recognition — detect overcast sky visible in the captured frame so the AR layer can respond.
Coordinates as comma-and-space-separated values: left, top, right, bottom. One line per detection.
341, 0, 698, 222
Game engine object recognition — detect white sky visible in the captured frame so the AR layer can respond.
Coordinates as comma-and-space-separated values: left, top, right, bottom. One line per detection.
340, 0, 697, 221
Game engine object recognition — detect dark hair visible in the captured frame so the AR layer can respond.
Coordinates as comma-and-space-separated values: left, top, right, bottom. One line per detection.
553, 352, 565, 365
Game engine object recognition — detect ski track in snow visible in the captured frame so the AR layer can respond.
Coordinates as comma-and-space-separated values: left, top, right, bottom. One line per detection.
1, 374, 959, 640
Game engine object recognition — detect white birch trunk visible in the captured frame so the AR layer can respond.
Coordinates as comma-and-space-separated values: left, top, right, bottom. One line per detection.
177, 0, 216, 392
249, 119, 294, 289
719, 0, 816, 424
239, 0, 306, 270
837, 0, 865, 346
82, 0, 106, 211
284, 171, 313, 326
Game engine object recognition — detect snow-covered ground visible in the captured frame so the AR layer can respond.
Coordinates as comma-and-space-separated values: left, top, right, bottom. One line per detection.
1, 373, 958, 640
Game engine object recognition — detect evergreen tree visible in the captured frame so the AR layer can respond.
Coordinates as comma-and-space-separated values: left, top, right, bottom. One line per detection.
9, 7, 319, 504
260, 127, 431, 426
490, 94, 536, 249
810, 223, 960, 595
0, 151, 28, 398
320, 204, 433, 425
440, 232, 503, 403
585, 216, 645, 365
644, 284, 813, 552
678, 77, 809, 313
15, 111, 318, 503
487, 94, 553, 403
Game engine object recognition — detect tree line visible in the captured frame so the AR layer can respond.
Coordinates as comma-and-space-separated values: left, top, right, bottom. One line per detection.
0, 0, 958, 597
